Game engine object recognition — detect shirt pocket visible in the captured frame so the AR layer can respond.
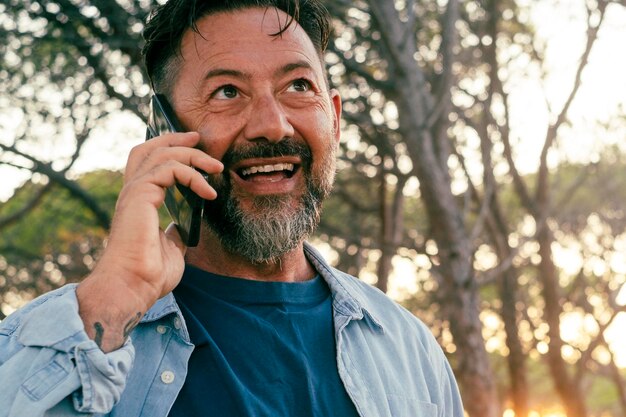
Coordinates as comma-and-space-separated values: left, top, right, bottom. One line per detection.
22, 359, 70, 401
387, 395, 438, 416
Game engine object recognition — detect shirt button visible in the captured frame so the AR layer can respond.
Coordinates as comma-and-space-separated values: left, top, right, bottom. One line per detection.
161, 371, 175, 384
156, 325, 167, 334
173, 318, 182, 329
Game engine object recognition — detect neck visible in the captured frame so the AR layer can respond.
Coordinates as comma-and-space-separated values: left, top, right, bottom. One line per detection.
184, 227, 316, 282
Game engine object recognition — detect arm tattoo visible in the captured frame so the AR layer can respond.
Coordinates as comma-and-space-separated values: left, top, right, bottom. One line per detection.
94, 322, 105, 348
123, 312, 143, 339
92, 312, 142, 350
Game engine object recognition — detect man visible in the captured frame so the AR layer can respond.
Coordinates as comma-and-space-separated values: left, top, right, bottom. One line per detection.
0, 1, 464, 416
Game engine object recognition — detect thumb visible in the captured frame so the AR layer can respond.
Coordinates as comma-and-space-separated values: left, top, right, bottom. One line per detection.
164, 222, 187, 255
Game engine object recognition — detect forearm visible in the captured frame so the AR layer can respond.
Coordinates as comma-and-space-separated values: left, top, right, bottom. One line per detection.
77, 269, 157, 353
74, 131, 221, 352
0, 286, 135, 416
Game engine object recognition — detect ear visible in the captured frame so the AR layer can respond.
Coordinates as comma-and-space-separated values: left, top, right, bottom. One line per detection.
329, 89, 342, 145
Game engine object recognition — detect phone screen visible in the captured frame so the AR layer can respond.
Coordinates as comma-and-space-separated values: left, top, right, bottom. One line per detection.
145, 94, 204, 247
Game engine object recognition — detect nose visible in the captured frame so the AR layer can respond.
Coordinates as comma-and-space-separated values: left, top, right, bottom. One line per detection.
244, 94, 294, 142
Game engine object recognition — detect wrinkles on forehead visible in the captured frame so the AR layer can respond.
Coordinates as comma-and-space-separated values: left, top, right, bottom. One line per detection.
181, 10, 325, 100
160, 7, 327, 98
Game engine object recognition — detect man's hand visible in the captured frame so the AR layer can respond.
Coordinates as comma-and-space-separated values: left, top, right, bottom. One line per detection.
76, 132, 222, 353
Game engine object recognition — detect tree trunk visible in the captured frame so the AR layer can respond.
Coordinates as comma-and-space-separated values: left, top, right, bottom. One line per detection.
377, 169, 392, 293
483, 188, 529, 416
376, 169, 406, 294
413, 142, 500, 417
363, 0, 501, 414
476, 81, 530, 414
402, 96, 500, 417
606, 342, 626, 416
536, 228, 588, 417
499, 255, 529, 417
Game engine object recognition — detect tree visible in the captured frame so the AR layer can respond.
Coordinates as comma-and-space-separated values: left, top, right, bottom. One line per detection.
324, 0, 626, 416
0, 171, 121, 319
0, 0, 151, 228
0, 0, 151, 314
3, 1, 626, 415
455, 1, 626, 415
325, 1, 500, 415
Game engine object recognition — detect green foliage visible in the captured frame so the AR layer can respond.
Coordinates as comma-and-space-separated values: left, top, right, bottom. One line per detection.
553, 150, 626, 235
586, 373, 625, 415
0, 170, 120, 256
0, 170, 122, 316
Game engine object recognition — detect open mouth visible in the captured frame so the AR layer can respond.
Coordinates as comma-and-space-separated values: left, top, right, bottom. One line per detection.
236, 162, 299, 182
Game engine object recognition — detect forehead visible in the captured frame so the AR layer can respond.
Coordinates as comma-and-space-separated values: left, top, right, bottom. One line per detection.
176, 7, 324, 80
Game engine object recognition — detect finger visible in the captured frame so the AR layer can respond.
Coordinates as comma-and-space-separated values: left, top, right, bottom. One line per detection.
165, 222, 187, 253
127, 131, 201, 177
131, 146, 223, 181
176, 165, 219, 200
143, 162, 219, 200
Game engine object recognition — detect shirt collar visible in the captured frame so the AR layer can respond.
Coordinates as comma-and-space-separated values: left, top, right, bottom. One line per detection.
140, 292, 193, 344
141, 292, 179, 322
304, 242, 384, 333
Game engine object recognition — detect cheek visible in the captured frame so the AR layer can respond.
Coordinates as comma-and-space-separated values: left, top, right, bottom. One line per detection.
308, 125, 338, 182
195, 118, 245, 161
305, 113, 338, 159
283, 105, 335, 178
173, 97, 246, 161
297, 100, 335, 135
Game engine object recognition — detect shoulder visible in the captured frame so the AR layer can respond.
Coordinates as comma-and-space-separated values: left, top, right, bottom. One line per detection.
329, 267, 463, 409
331, 267, 443, 354
0, 284, 79, 337
0, 284, 82, 368
305, 243, 438, 348
333, 269, 428, 328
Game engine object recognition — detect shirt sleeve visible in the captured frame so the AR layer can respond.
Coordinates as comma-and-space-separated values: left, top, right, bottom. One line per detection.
438, 356, 465, 417
0, 285, 135, 417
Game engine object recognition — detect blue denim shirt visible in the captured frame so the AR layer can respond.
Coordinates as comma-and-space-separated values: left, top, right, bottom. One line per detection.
0, 243, 464, 417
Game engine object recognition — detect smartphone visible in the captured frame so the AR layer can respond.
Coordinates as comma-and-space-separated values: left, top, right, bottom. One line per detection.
145, 94, 205, 247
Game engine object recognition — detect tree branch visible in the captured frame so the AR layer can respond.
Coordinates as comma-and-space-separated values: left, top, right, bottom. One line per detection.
536, 1, 607, 207
0, 183, 54, 229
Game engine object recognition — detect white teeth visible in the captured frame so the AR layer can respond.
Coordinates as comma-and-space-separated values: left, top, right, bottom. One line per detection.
241, 163, 294, 177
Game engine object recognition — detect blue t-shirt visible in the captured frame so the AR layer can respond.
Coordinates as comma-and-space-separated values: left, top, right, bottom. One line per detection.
169, 265, 360, 417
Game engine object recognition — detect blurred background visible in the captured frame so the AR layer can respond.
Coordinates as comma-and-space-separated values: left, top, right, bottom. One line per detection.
1, 0, 625, 416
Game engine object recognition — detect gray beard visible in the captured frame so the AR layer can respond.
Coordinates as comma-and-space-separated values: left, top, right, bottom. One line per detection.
204, 190, 321, 264
201, 139, 333, 264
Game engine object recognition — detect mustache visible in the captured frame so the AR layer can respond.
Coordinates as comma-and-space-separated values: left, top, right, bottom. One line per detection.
220, 138, 312, 170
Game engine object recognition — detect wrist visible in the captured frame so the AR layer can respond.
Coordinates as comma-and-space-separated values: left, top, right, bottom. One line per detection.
77, 272, 155, 352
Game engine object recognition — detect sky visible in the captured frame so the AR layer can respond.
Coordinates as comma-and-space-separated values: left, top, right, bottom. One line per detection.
510, 0, 626, 170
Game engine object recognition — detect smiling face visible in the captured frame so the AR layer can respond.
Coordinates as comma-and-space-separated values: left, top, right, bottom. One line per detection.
169, 7, 341, 262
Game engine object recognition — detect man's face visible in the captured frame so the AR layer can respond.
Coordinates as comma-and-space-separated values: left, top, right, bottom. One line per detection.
170, 7, 342, 262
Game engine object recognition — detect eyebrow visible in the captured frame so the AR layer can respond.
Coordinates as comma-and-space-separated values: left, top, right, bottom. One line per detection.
277, 60, 315, 77
204, 68, 250, 81
203, 60, 314, 82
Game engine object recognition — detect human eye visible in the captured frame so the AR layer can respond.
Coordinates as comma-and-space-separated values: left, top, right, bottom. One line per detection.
211, 84, 239, 100
287, 78, 313, 93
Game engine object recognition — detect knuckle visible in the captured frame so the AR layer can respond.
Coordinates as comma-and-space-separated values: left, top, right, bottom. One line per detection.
128, 143, 147, 160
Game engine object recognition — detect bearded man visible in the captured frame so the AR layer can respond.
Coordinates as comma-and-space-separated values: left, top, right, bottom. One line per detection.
0, 1, 464, 416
